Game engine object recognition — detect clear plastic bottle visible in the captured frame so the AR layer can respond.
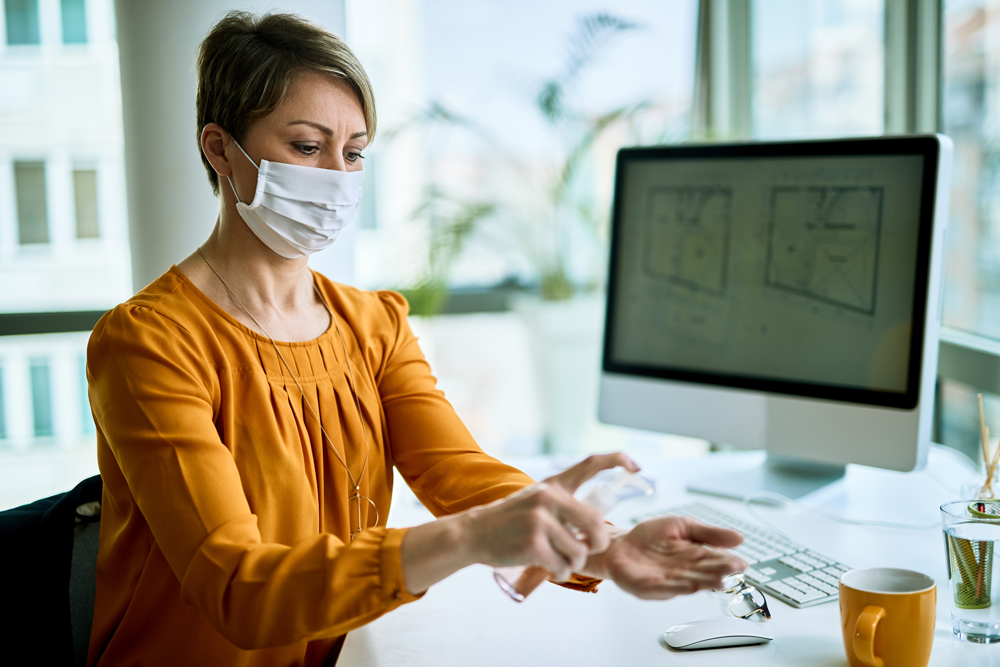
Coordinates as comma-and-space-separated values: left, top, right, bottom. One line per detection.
493, 470, 655, 602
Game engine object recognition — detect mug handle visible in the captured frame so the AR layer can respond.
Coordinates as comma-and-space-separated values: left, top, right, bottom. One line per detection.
853, 605, 886, 667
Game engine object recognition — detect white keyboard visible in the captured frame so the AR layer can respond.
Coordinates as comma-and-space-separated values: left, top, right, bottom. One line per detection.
661, 503, 851, 608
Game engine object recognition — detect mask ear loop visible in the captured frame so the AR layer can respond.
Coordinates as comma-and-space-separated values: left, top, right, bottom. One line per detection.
225, 138, 259, 206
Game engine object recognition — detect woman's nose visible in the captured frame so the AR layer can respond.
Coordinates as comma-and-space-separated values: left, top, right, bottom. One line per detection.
323, 152, 351, 172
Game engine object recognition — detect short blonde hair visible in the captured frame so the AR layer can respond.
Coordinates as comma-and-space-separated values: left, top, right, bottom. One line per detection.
196, 11, 376, 195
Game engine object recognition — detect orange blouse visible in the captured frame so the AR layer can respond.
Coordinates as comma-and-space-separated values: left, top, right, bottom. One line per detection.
85, 267, 589, 666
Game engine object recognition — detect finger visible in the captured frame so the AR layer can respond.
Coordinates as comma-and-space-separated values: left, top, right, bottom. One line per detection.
528, 530, 577, 582
541, 514, 590, 574
548, 452, 640, 494
550, 496, 612, 554
686, 544, 747, 573
682, 520, 744, 549
638, 559, 741, 599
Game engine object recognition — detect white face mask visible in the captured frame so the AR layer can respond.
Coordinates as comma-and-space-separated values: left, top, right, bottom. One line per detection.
226, 140, 364, 259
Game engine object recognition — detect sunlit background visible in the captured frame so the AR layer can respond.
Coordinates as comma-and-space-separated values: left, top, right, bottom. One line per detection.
2, 0, 999, 510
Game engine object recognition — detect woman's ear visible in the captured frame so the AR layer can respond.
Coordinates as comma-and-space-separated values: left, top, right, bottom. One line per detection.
201, 123, 232, 178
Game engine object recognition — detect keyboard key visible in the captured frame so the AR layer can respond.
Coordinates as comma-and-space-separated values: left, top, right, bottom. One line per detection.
805, 553, 833, 566
813, 571, 840, 586
779, 557, 811, 571
768, 581, 802, 598
795, 574, 825, 588
787, 585, 826, 603
799, 555, 826, 570
744, 567, 772, 583
793, 575, 837, 594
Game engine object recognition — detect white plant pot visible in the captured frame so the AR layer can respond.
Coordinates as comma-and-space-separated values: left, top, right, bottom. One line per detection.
512, 292, 606, 456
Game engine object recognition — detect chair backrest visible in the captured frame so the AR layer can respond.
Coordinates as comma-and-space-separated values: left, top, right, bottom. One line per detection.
0, 475, 102, 667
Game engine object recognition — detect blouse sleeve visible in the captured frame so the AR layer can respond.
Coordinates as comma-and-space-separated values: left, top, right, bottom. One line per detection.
87, 305, 423, 651
374, 291, 601, 593
374, 291, 536, 513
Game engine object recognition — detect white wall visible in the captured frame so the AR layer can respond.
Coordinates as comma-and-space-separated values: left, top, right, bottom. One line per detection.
114, 0, 352, 291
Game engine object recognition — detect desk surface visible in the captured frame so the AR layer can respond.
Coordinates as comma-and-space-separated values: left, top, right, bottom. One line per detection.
341, 449, 1000, 666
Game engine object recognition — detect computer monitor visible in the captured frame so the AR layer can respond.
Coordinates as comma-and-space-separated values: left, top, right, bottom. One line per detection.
598, 135, 953, 500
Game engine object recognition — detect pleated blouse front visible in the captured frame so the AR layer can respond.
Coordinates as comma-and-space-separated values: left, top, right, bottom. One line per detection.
85, 266, 541, 666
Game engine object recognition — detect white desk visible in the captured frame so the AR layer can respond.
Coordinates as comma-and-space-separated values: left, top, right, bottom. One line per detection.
341, 449, 1000, 666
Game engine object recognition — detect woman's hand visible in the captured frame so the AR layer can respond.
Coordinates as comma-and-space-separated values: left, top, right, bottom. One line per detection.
580, 516, 746, 600
461, 452, 639, 580
401, 452, 638, 594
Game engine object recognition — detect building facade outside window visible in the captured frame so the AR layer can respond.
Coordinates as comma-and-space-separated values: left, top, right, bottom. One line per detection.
60, 0, 87, 44
73, 167, 99, 238
5, 0, 42, 46
28, 357, 52, 437
13, 161, 47, 244
0, 0, 129, 510
752, 0, 885, 139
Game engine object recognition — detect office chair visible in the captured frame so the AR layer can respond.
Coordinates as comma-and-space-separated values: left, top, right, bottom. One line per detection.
0, 475, 102, 667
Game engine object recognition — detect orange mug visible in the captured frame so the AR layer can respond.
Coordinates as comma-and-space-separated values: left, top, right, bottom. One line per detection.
839, 568, 936, 667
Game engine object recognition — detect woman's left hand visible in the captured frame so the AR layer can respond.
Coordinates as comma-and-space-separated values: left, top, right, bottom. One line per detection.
580, 516, 746, 600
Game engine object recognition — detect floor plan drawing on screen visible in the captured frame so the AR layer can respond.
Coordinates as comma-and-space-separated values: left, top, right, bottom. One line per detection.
765, 186, 883, 315
643, 186, 732, 296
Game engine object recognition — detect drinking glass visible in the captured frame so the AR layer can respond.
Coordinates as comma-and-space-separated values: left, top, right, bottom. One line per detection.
941, 500, 1000, 643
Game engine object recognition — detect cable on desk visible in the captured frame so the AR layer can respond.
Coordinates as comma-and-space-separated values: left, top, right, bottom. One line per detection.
740, 491, 940, 533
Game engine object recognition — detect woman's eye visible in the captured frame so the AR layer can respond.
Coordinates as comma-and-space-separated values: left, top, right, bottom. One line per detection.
346, 151, 365, 164
294, 143, 320, 156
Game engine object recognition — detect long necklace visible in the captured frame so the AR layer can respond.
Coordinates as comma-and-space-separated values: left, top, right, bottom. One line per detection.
197, 248, 379, 540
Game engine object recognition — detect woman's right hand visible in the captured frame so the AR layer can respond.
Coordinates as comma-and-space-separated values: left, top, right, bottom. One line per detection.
459, 452, 640, 581
400, 452, 638, 594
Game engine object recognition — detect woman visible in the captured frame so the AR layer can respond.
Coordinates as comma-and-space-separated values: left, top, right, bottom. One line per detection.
85, 11, 744, 667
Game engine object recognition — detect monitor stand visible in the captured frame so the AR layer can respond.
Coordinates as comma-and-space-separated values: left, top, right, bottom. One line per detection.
686, 453, 846, 503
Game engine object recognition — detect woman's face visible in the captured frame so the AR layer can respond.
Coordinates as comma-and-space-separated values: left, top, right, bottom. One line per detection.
226, 69, 367, 200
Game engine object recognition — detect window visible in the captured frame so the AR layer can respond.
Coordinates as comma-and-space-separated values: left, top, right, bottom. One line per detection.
345, 1, 701, 459
61, 0, 88, 44
5, 0, 41, 46
0, 2, 127, 509
14, 161, 48, 245
73, 168, 99, 238
29, 357, 52, 438
752, 0, 885, 139
941, 2, 1000, 338
347, 0, 698, 290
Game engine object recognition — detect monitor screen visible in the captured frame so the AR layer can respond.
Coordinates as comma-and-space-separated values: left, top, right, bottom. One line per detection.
604, 139, 939, 409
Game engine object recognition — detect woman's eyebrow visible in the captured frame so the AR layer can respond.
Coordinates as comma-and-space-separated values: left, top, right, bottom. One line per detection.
286, 120, 367, 140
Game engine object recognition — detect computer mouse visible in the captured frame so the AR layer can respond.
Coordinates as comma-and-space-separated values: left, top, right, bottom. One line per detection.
663, 617, 774, 650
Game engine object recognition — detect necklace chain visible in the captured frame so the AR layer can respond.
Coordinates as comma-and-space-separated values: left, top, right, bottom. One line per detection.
197, 247, 378, 540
